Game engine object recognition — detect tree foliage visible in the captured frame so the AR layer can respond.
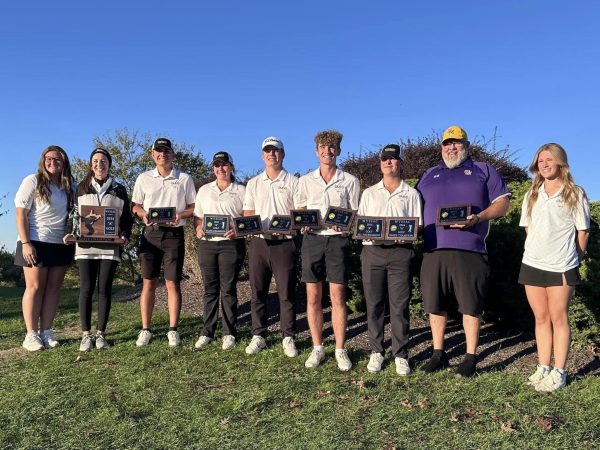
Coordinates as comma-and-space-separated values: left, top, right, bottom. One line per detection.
71, 128, 211, 283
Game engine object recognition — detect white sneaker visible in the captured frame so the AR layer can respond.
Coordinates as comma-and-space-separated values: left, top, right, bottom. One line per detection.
245, 335, 266, 354
167, 330, 181, 347
395, 357, 411, 376
222, 335, 236, 350
195, 335, 213, 349
136, 329, 152, 347
305, 347, 326, 368
40, 329, 59, 349
282, 337, 298, 357
95, 334, 109, 350
367, 352, 384, 373
527, 365, 551, 386
80, 335, 94, 352
535, 368, 567, 393
22, 332, 44, 352
335, 349, 353, 372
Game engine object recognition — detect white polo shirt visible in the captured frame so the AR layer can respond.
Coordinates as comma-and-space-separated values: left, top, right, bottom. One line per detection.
243, 169, 298, 237
132, 167, 196, 226
295, 167, 360, 236
14, 174, 70, 244
358, 179, 423, 246
194, 180, 245, 241
520, 185, 590, 272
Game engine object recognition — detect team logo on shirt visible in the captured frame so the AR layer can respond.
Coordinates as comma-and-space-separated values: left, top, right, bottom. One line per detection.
464, 170, 472, 175
434, 174, 440, 179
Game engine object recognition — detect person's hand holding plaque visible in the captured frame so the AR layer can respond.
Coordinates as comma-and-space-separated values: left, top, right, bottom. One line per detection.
449, 213, 481, 229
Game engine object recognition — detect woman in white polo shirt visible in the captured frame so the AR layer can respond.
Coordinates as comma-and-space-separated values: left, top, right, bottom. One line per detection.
14, 145, 75, 351
518, 143, 590, 392
193, 152, 246, 351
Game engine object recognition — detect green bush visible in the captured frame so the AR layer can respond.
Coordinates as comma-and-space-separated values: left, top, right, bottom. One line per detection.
0, 246, 23, 287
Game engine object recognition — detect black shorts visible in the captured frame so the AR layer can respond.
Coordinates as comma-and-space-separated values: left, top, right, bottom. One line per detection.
14, 240, 74, 268
140, 227, 185, 281
518, 263, 580, 287
301, 234, 349, 284
420, 250, 489, 316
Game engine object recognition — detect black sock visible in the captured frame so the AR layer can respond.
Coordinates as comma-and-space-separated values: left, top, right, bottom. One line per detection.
455, 354, 477, 377
432, 349, 445, 358
169, 327, 178, 332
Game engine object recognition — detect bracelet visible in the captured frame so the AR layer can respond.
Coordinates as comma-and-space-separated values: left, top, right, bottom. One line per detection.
21, 241, 31, 245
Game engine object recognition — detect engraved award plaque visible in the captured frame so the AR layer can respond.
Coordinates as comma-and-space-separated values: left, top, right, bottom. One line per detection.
203, 214, 230, 236
290, 209, 322, 230
353, 216, 385, 240
68, 205, 124, 243
267, 215, 293, 235
385, 217, 418, 241
233, 215, 263, 237
436, 205, 472, 226
323, 207, 356, 231
148, 207, 176, 224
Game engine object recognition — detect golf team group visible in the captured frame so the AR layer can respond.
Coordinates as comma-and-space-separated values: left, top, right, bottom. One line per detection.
14, 126, 590, 393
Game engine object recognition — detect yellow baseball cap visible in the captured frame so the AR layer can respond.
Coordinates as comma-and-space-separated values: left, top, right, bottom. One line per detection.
442, 126, 468, 144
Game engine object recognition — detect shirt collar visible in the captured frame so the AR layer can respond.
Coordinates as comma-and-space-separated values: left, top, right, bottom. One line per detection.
312, 167, 343, 181
375, 178, 408, 195
439, 156, 474, 170
261, 168, 288, 182
151, 167, 179, 179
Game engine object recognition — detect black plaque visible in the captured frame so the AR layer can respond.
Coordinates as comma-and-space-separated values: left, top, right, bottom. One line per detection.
203, 214, 230, 236
436, 205, 472, 226
148, 207, 176, 224
233, 215, 262, 237
353, 216, 385, 240
290, 209, 322, 230
66, 205, 124, 244
267, 215, 293, 234
323, 207, 356, 231
385, 217, 418, 241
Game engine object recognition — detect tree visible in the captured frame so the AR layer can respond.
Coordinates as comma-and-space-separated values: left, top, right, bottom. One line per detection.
71, 128, 212, 283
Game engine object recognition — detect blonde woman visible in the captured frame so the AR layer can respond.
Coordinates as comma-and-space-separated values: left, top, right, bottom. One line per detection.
15, 145, 75, 351
518, 143, 590, 392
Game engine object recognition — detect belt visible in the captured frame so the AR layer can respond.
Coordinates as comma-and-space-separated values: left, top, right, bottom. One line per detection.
259, 234, 292, 241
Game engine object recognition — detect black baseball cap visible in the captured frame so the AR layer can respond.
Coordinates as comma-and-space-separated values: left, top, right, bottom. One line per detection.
212, 151, 233, 165
152, 137, 173, 152
380, 144, 401, 160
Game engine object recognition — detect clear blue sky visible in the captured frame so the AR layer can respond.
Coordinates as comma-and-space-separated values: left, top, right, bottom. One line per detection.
1, 1, 599, 251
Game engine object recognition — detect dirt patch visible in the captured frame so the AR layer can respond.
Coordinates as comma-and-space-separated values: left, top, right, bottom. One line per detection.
116, 279, 600, 378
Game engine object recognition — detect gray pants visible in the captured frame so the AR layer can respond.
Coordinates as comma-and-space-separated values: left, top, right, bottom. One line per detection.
361, 245, 414, 358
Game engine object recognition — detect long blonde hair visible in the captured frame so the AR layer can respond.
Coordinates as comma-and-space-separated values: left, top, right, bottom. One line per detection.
526, 143, 583, 217
36, 145, 74, 205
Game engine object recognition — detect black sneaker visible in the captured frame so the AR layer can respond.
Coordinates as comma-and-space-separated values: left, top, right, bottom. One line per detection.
454, 355, 477, 378
421, 351, 449, 373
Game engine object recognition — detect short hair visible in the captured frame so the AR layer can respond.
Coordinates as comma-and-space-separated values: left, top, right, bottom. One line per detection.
314, 129, 343, 147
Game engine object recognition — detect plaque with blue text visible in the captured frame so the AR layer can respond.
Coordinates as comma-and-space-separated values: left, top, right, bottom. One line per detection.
291, 209, 322, 230
233, 215, 263, 237
267, 215, 293, 234
323, 207, 356, 231
437, 205, 471, 226
203, 214, 230, 236
385, 217, 418, 241
148, 207, 176, 224
353, 216, 385, 240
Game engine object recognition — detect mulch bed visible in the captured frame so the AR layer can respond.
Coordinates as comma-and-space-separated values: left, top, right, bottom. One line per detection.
115, 279, 600, 378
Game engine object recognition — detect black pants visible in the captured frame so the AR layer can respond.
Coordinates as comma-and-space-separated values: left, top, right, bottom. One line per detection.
361, 245, 414, 358
78, 259, 119, 332
248, 238, 297, 337
198, 239, 246, 338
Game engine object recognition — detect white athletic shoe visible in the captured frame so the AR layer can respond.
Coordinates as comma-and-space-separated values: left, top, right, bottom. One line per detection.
335, 349, 353, 372
395, 357, 411, 376
79, 335, 94, 352
282, 337, 298, 357
527, 365, 551, 386
167, 330, 181, 347
22, 332, 44, 352
40, 329, 59, 349
136, 329, 152, 347
195, 335, 213, 349
367, 352, 384, 373
222, 335, 236, 350
245, 335, 266, 354
95, 334, 109, 350
535, 368, 567, 393
305, 347, 326, 368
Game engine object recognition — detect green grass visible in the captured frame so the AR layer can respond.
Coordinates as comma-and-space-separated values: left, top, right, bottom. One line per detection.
1, 287, 599, 450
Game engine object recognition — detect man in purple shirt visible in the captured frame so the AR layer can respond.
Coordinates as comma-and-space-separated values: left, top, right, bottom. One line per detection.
416, 126, 510, 377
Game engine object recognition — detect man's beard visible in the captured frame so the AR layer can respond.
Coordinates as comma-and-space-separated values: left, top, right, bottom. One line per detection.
443, 149, 467, 169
